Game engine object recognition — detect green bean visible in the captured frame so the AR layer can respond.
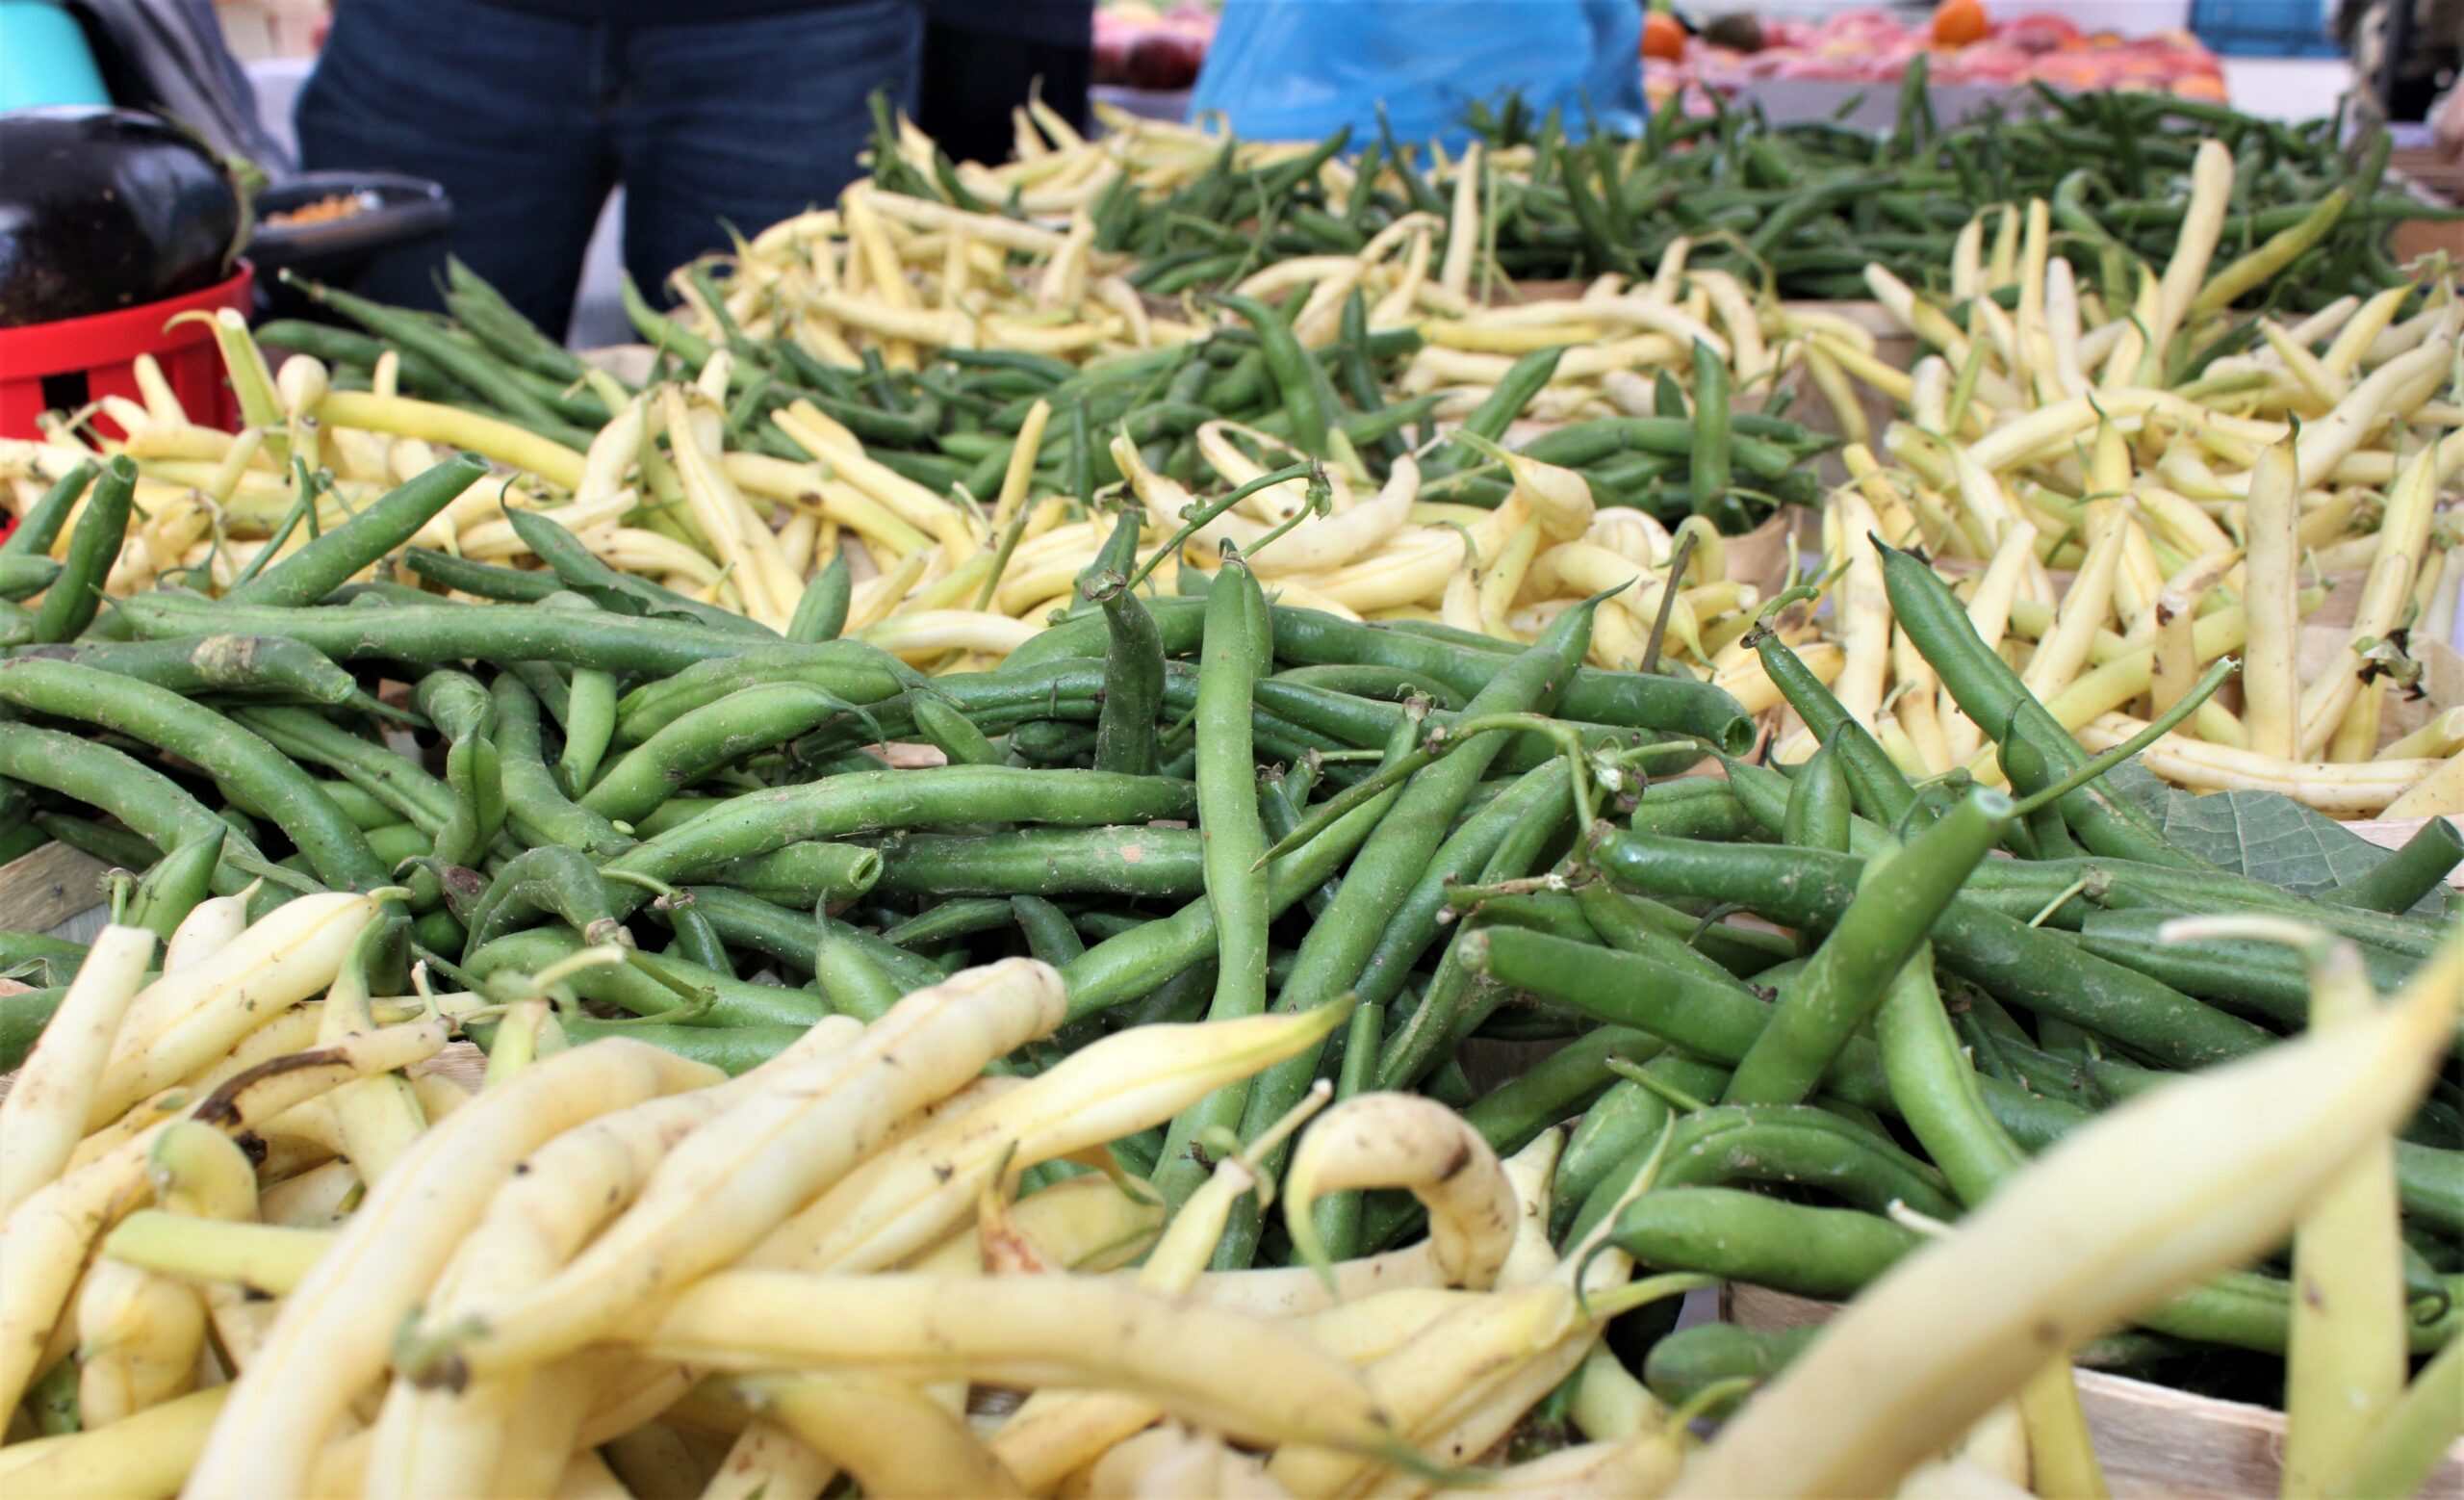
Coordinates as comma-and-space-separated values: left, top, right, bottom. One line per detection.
1456, 350, 1576, 468
1756, 632, 1917, 829
2325, 817, 2463, 916
1608, 1187, 1920, 1299
1475, 924, 1892, 1102
547, 1020, 804, 1075
1089, 575, 1165, 778
1009, 894, 1085, 969
230, 455, 486, 608
1720, 754, 1892, 859
1458, 1025, 1663, 1167
813, 915, 900, 1022
1000, 595, 1201, 672
0, 985, 69, 1072
1385, 815, 1590, 1083
1007, 721, 1096, 766
1644, 1323, 1819, 1417
1653, 1104, 1958, 1219
1258, 763, 1339, 920
122, 593, 906, 687
0, 555, 59, 603
866, 826, 1197, 901
1630, 1171, 2458, 1354
599, 768, 1196, 916
1270, 663, 1466, 710
1685, 339, 1733, 523
1964, 855, 2443, 957
2070, 910, 2400, 1032
1569, 883, 1737, 987
1312, 999, 1387, 1261
1877, 542, 2194, 870
1057, 749, 1406, 1023
1596, 834, 2271, 1070
1554, 1073, 1675, 1241
582, 684, 858, 825
445, 256, 587, 381
402, 549, 562, 603
463, 844, 620, 953
0, 722, 255, 895
619, 272, 715, 366
1267, 607, 1756, 751
296, 275, 591, 446
654, 886, 729, 970
787, 553, 852, 643
1782, 740, 1852, 853
1221, 600, 1603, 1268
1248, 678, 1642, 772
124, 827, 228, 944
466, 927, 829, 1029
1723, 789, 2009, 1106
12, 635, 363, 711
1561, 145, 1635, 275
416, 676, 506, 874
33, 455, 133, 644
0, 659, 385, 892
1627, 780, 1759, 843
1153, 561, 1274, 1210
689, 841, 883, 907
657, 888, 904, 993
2, 462, 94, 561
1999, 732, 2078, 859
881, 896, 1014, 950
508, 507, 775, 638
482, 677, 633, 859
611, 641, 914, 741
508, 660, 572, 732
909, 695, 1003, 768
1358, 759, 1572, 1017
1217, 293, 1329, 457
36, 811, 158, 871
633, 797, 724, 839
363, 822, 428, 868
557, 667, 617, 795
1874, 956, 2025, 1206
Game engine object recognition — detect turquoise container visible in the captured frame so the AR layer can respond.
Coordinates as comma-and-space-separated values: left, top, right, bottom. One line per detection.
0, 2, 111, 110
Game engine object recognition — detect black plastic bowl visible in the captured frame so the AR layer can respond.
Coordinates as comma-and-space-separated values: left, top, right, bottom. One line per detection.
246, 171, 452, 323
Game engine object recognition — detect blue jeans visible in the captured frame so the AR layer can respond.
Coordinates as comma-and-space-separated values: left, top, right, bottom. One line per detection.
297, 0, 921, 337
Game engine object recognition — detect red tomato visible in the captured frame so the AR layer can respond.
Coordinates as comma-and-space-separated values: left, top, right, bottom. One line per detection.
1931, 0, 1990, 47
1642, 11, 1688, 63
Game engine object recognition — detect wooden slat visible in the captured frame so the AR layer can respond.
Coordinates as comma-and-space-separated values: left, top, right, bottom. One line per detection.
412, 1040, 489, 1094
0, 842, 109, 935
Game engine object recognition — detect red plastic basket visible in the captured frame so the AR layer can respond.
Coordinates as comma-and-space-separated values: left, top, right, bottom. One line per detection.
0, 264, 255, 443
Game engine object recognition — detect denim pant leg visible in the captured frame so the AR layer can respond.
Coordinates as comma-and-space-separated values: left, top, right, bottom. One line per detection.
295, 0, 614, 333
612, 0, 924, 298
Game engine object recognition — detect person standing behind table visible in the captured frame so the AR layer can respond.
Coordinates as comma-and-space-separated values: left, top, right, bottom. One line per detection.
295, 0, 925, 339
915, 0, 1093, 167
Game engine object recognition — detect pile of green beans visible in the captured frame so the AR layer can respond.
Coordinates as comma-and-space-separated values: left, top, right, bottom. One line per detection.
0, 408, 2454, 1424
0, 455, 1749, 1151
868, 80, 2447, 310
260, 261, 1833, 532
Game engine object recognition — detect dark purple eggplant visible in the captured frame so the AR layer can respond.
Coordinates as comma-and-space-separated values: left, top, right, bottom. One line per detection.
0, 107, 243, 328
